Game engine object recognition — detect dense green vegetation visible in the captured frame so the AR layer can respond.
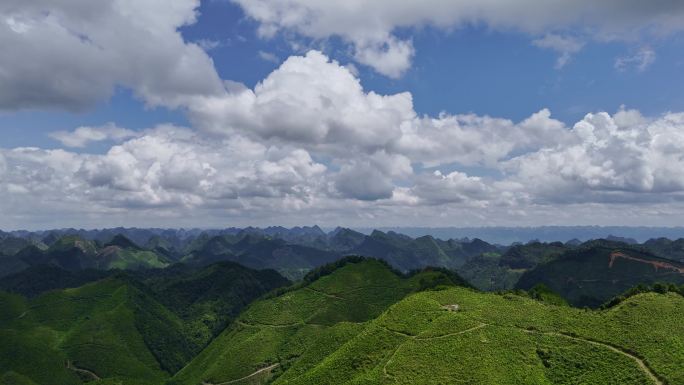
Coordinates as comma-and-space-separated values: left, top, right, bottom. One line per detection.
0, 279, 172, 385
172, 258, 468, 384
171, 258, 684, 385
0, 265, 111, 297
1, 252, 683, 385
140, 262, 290, 348
210, 287, 681, 385
0, 262, 291, 385
517, 244, 684, 307
3, 228, 684, 384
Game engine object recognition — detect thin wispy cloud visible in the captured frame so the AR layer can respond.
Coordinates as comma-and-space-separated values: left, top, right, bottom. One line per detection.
615, 46, 656, 72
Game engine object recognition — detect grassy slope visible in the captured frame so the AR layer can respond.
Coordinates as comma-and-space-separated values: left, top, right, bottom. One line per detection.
0, 279, 188, 385
101, 248, 170, 270
172, 260, 456, 384
275, 287, 684, 385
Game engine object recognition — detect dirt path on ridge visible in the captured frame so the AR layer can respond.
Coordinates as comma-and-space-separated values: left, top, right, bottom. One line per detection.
202, 363, 280, 385
66, 360, 101, 381
522, 329, 663, 385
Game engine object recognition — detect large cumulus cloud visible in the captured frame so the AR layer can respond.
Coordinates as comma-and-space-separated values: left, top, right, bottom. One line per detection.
4, 47, 684, 228
0, 0, 223, 111
187, 51, 415, 152
507, 109, 684, 203
0, 126, 327, 223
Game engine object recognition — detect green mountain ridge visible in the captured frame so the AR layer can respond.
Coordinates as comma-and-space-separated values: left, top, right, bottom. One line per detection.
516, 244, 684, 307
172, 258, 470, 385
0, 261, 292, 385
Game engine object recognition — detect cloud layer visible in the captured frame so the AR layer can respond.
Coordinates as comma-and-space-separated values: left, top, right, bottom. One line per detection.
3, 50, 684, 228
0, 0, 223, 110
233, 0, 684, 76
3, 0, 684, 228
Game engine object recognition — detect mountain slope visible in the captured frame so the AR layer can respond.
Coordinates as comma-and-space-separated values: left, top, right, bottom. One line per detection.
183, 235, 341, 280
0, 279, 189, 385
172, 258, 468, 384
0, 261, 291, 385
245, 287, 684, 385
516, 244, 684, 307
141, 262, 290, 348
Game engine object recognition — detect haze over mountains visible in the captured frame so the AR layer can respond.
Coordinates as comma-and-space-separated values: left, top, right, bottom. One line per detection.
2, 226, 684, 303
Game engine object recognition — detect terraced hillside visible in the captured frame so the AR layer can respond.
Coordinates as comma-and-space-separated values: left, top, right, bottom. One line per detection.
176, 285, 684, 385
172, 258, 467, 384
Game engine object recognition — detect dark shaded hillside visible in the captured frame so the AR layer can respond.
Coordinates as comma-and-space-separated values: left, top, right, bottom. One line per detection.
499, 241, 569, 269
0, 261, 291, 385
0, 265, 111, 297
0, 254, 29, 279
0, 236, 36, 256
0, 279, 188, 384
351, 230, 497, 272
516, 244, 684, 307
455, 241, 569, 291
141, 262, 290, 348
183, 235, 341, 280
327, 227, 367, 251
10, 234, 169, 272
0, 260, 291, 348
643, 237, 684, 262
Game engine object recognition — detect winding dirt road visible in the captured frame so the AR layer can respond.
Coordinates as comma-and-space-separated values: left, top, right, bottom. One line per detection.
202, 363, 280, 385
522, 329, 663, 385
65, 360, 101, 381
380, 322, 662, 385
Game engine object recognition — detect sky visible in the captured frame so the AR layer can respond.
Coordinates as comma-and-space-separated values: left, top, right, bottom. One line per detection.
1, 0, 684, 230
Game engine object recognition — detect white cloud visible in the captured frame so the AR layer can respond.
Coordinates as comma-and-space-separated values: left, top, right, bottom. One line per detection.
195, 39, 222, 51
232, 0, 684, 76
187, 51, 415, 152
505, 109, 684, 202
532, 34, 585, 69
5, 106, 684, 228
615, 46, 656, 72
0, 0, 223, 111
50, 123, 139, 148
395, 108, 568, 167
410, 170, 491, 205
4, 41, 684, 228
258, 50, 280, 63
353, 35, 415, 78
187, 51, 567, 169
334, 161, 395, 201
1, 126, 328, 216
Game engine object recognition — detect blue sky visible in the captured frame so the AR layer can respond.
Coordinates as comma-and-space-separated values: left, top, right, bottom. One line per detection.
4, 1, 684, 150
1, 0, 684, 229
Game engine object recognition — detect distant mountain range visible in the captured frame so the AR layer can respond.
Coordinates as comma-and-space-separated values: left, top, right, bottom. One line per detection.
362, 226, 684, 244
3, 226, 684, 299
